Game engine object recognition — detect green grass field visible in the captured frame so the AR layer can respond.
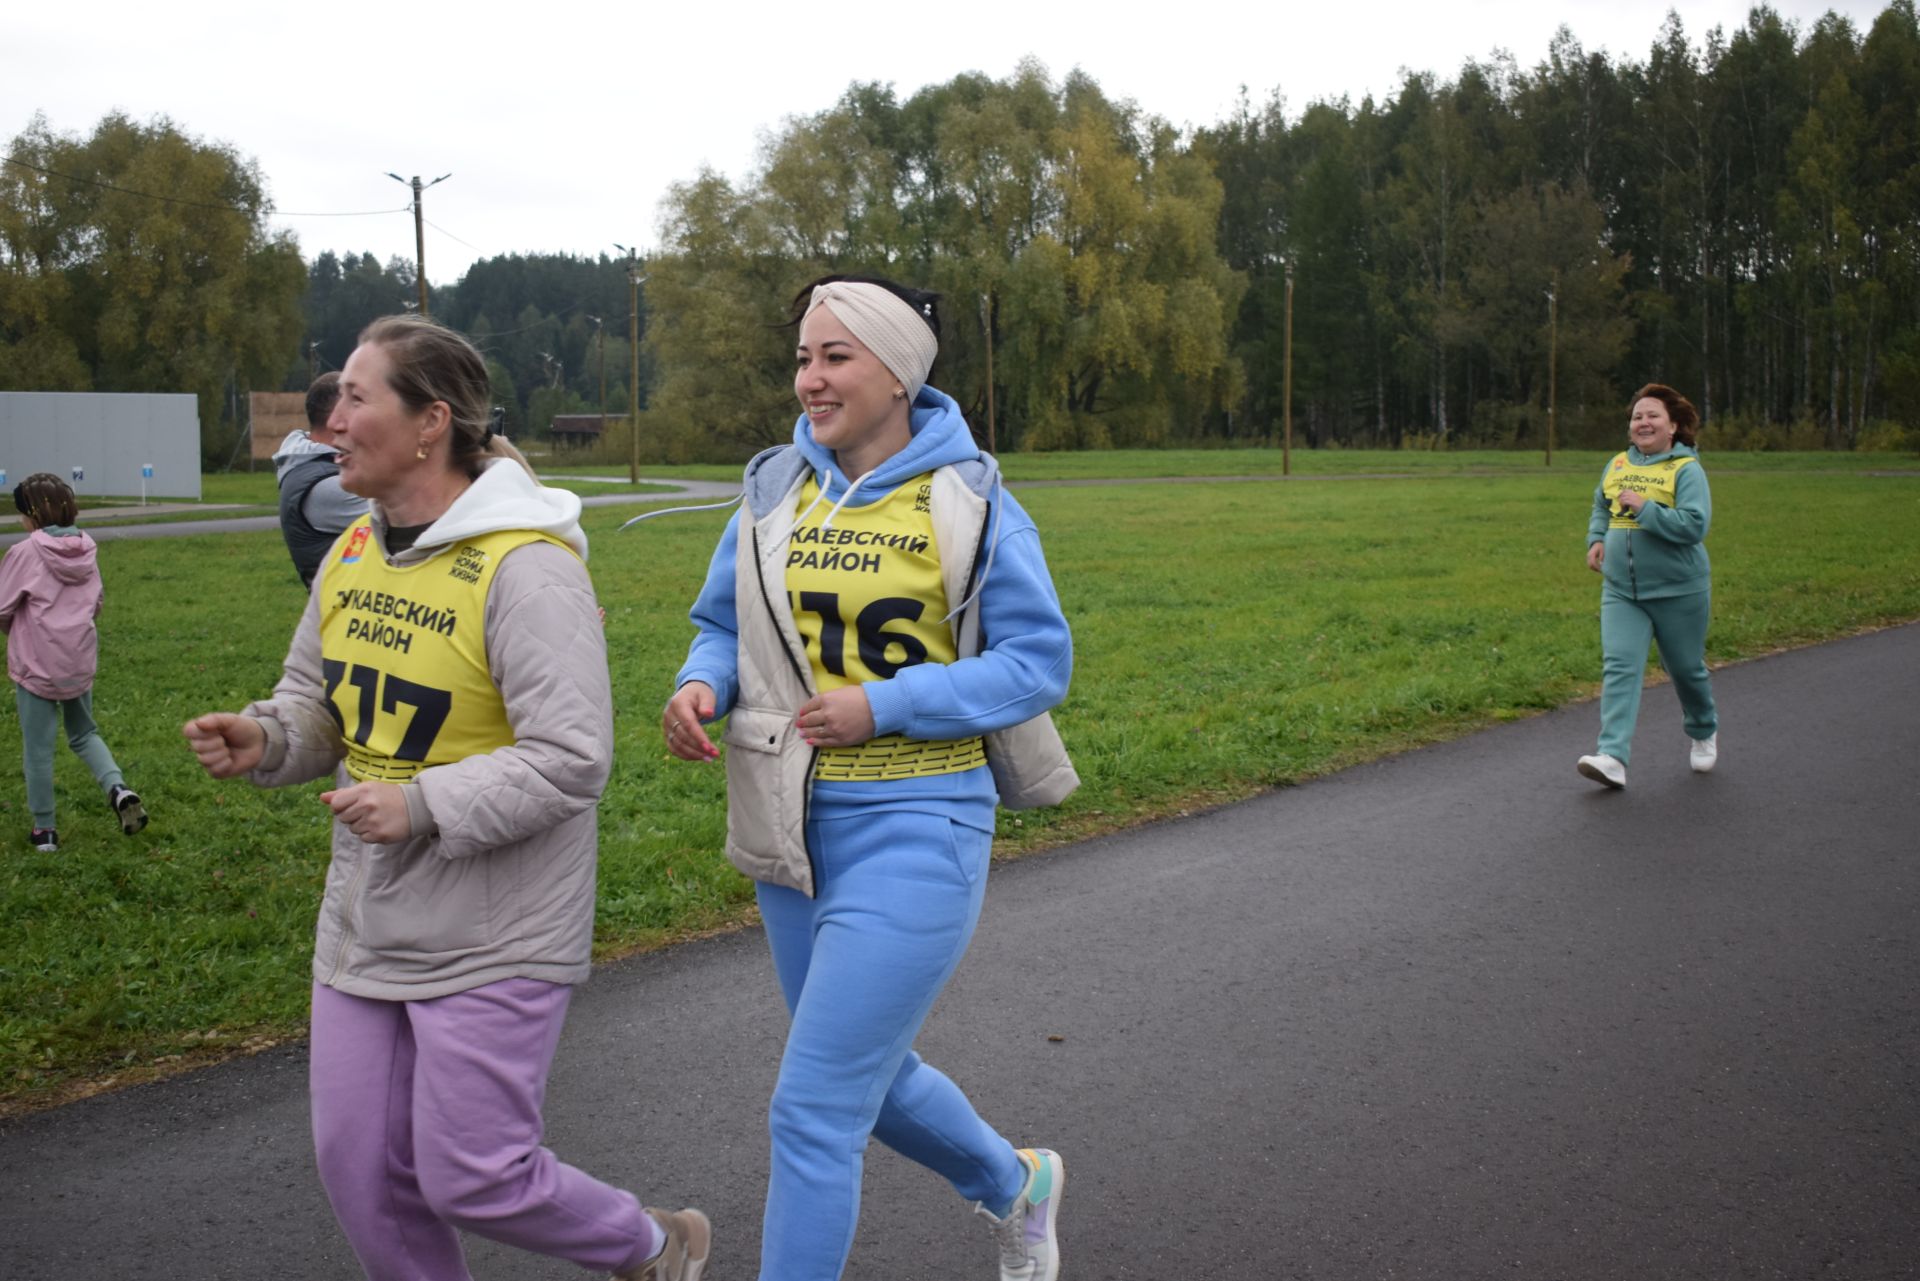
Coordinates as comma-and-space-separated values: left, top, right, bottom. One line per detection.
2, 457, 1917, 1111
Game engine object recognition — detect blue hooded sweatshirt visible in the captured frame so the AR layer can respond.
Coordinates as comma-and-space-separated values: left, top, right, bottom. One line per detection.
675, 386, 1073, 825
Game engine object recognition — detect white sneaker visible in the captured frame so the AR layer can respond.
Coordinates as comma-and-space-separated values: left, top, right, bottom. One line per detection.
1690, 733, 1718, 773
974, 1148, 1064, 1281
1577, 754, 1627, 789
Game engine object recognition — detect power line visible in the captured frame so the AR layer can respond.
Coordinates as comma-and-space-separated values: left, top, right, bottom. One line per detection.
1, 154, 409, 218
423, 216, 485, 254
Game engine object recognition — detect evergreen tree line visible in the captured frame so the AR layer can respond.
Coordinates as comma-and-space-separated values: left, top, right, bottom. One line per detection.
295, 250, 652, 443
5, 3, 1918, 463
639, 3, 1920, 457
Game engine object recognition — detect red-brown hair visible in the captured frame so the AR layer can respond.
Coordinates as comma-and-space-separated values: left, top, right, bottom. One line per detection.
1630, 383, 1700, 446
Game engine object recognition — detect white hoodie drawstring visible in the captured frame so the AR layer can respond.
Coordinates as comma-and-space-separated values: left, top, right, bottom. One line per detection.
617, 495, 742, 530
820, 468, 868, 533
757, 466, 842, 572
794, 468, 834, 530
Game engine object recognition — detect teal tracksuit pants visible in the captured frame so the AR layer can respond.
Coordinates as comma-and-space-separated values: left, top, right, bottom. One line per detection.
14, 685, 124, 829
1596, 587, 1718, 764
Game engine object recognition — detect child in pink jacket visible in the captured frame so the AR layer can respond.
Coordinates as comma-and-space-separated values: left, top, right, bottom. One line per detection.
1, 474, 148, 851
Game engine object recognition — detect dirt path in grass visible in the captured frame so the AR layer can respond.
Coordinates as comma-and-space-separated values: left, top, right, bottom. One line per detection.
4, 624, 1915, 1279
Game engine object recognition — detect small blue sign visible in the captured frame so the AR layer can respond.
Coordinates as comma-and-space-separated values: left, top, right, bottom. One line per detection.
142, 465, 154, 479
71, 467, 84, 483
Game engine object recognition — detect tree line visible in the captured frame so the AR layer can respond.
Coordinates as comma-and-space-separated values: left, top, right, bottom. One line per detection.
4, 3, 1917, 463
641, 3, 1920, 456
296, 249, 652, 444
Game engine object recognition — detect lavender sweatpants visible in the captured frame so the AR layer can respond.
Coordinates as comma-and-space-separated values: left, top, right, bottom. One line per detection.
309, 979, 658, 1280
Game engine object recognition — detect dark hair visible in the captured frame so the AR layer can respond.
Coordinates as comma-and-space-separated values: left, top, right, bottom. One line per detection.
305, 371, 342, 428
357, 315, 532, 478
1630, 383, 1701, 447
13, 473, 78, 528
785, 274, 941, 341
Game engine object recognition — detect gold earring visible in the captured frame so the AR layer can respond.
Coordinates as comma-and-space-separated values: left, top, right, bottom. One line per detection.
893, 387, 906, 400
416, 443, 429, 461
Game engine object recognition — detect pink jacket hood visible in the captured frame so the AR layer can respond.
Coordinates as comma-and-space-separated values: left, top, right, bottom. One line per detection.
0, 528, 103, 699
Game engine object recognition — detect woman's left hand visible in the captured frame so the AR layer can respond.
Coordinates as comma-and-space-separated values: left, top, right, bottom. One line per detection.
320, 780, 413, 844
796, 688, 875, 749
1617, 488, 1645, 514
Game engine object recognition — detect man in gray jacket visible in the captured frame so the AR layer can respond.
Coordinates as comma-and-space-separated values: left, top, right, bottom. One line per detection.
274, 372, 370, 588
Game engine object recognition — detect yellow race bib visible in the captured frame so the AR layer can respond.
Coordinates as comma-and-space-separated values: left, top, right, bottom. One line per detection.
785, 474, 986, 781
1603, 452, 1695, 529
318, 521, 569, 782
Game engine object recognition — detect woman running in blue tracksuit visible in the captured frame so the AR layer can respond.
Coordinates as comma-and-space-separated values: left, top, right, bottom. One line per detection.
661, 276, 1075, 1281
1577, 382, 1720, 788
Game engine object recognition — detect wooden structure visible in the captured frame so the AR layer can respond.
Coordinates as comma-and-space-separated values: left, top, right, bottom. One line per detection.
549, 414, 612, 450
249, 391, 308, 462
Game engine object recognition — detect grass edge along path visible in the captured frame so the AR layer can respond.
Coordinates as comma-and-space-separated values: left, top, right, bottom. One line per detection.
2, 467, 1916, 1117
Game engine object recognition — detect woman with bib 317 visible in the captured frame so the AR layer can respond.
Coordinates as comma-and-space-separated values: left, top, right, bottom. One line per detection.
661, 277, 1076, 1281
183, 316, 709, 1281
1578, 382, 1719, 789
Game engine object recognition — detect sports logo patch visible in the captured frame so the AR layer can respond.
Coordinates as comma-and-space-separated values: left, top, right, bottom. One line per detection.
340, 525, 371, 564
1611, 456, 1626, 470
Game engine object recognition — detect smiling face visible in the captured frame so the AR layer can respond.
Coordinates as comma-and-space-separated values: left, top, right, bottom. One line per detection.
1629, 396, 1677, 454
329, 341, 438, 503
793, 304, 910, 476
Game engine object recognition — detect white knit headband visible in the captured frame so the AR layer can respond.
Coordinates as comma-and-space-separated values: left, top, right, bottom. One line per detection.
805, 282, 938, 401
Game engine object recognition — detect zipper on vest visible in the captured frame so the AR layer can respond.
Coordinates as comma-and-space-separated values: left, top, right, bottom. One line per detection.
953, 497, 993, 650
325, 839, 372, 988
751, 523, 822, 894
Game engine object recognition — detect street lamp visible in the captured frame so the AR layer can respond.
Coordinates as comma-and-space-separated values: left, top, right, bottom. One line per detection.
1281, 259, 1295, 477
613, 244, 650, 484
587, 315, 607, 422
1545, 277, 1558, 467
387, 171, 450, 316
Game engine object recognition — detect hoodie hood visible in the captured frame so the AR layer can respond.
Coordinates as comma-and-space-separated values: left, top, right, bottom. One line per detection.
272, 429, 338, 479
790, 385, 982, 503
1627, 440, 1699, 466
29, 527, 99, 586
736, 384, 1001, 525
381, 459, 589, 561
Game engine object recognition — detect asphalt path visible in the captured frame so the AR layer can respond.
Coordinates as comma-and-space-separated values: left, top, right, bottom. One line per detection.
3, 626, 1917, 1280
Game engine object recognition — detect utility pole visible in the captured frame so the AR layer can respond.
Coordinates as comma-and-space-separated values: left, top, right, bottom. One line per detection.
1545, 275, 1558, 467
1282, 261, 1295, 477
307, 342, 319, 381
979, 292, 997, 455
589, 315, 607, 420
387, 172, 450, 316
614, 244, 648, 484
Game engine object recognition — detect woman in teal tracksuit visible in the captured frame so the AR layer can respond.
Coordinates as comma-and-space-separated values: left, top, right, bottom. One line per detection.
661, 276, 1074, 1281
1577, 382, 1719, 789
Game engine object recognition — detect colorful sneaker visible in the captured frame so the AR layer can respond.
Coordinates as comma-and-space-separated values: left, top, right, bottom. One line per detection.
1689, 733, 1718, 773
29, 828, 58, 852
1577, 754, 1627, 789
614, 1206, 710, 1281
974, 1147, 1064, 1281
109, 785, 148, 835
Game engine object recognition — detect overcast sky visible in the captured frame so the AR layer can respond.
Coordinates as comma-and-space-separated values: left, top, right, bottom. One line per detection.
2, 0, 1893, 285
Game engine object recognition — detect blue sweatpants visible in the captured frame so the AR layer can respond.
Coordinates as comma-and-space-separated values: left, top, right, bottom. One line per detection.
754, 808, 1026, 1281
1596, 586, 1718, 765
